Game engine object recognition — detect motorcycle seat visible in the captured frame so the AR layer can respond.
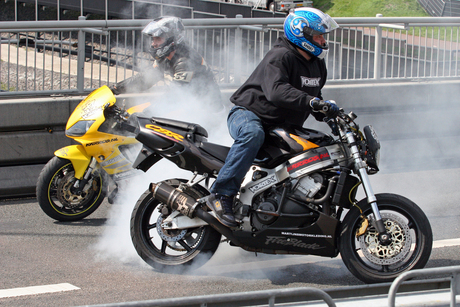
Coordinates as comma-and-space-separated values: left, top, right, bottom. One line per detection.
150, 117, 209, 138
200, 142, 230, 163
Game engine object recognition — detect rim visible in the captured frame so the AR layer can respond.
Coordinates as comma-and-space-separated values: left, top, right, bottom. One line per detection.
140, 198, 208, 264
352, 207, 422, 274
48, 163, 102, 216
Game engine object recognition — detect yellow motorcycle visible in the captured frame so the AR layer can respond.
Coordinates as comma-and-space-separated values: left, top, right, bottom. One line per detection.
36, 85, 150, 221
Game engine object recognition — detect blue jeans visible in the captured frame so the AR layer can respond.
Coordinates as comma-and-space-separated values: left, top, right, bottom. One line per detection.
211, 106, 265, 196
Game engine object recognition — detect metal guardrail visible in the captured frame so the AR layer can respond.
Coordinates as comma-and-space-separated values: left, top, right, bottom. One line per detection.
1, 16, 460, 97
388, 265, 460, 307
79, 287, 337, 307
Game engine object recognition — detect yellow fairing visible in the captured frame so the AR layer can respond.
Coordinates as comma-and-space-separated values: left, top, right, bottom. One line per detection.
55, 145, 91, 179
127, 102, 151, 114
289, 134, 319, 151
66, 85, 116, 130
63, 85, 146, 177
86, 137, 139, 175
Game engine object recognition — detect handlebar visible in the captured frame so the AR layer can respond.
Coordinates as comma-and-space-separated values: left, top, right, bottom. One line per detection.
106, 104, 129, 122
310, 98, 331, 113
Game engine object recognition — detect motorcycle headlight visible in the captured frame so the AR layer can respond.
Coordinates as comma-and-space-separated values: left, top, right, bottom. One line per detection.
66, 120, 96, 137
363, 125, 380, 172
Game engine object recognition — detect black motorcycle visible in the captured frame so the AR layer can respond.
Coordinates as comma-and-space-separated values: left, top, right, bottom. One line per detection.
127, 104, 432, 284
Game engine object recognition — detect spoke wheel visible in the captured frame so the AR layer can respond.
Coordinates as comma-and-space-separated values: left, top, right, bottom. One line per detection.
130, 179, 221, 272
340, 193, 432, 283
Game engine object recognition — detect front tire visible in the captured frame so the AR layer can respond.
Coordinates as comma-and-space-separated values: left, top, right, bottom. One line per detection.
340, 193, 432, 284
36, 156, 105, 221
130, 179, 221, 272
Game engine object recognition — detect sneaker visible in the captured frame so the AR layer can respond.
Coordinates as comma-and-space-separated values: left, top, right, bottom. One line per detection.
206, 194, 238, 228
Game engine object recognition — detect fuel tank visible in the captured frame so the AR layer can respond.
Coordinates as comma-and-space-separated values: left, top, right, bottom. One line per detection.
254, 126, 335, 169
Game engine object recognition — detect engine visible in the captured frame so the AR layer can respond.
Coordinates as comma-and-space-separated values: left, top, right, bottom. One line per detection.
250, 173, 324, 231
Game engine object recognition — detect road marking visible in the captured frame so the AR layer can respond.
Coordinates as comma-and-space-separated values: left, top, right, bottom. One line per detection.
0, 283, 79, 299
2, 240, 459, 296
432, 238, 460, 248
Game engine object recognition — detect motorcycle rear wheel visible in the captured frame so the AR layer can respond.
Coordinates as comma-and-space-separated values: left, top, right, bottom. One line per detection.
130, 179, 221, 272
339, 193, 433, 284
36, 156, 106, 221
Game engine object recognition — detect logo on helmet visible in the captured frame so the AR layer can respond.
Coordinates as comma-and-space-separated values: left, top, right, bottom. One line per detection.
290, 16, 308, 38
302, 42, 315, 53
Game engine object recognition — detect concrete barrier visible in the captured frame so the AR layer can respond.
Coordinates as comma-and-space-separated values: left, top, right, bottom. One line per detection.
1, 79, 460, 197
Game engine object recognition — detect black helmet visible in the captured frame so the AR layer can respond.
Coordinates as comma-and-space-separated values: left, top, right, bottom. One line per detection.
142, 17, 185, 61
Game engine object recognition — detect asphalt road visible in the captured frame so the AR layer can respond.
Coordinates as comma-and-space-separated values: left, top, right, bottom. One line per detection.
1, 167, 460, 307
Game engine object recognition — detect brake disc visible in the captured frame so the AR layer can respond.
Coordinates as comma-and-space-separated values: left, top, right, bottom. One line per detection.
156, 215, 187, 243
358, 212, 412, 265
57, 171, 86, 208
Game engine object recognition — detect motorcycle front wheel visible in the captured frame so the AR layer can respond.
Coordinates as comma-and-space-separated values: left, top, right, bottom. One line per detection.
339, 193, 433, 284
130, 179, 221, 272
36, 156, 106, 221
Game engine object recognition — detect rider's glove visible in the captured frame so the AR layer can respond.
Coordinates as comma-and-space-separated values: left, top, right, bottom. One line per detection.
309, 98, 340, 118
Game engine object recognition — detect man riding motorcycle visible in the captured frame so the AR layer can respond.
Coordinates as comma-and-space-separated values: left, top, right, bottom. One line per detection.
110, 16, 222, 109
206, 8, 341, 227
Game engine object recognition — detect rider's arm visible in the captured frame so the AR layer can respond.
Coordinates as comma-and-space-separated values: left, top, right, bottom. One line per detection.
110, 65, 164, 94
261, 53, 326, 114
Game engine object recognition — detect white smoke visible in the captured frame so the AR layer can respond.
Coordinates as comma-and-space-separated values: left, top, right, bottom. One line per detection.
92, 160, 190, 266
93, 69, 233, 267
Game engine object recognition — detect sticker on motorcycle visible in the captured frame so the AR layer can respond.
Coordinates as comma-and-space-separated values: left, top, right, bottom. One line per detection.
80, 98, 101, 119
145, 124, 184, 142
282, 231, 332, 239
56, 147, 69, 156
248, 175, 277, 193
85, 138, 119, 147
264, 236, 324, 250
287, 149, 331, 173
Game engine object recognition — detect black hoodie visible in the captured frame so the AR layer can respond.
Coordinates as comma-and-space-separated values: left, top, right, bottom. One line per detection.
230, 36, 327, 127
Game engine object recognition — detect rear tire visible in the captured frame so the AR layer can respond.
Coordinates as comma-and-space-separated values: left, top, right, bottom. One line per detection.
130, 179, 221, 272
36, 156, 105, 221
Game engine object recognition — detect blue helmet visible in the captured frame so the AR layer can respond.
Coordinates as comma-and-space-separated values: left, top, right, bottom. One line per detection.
283, 8, 339, 59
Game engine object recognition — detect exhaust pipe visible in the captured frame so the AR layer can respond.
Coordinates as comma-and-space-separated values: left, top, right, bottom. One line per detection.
150, 181, 241, 246
150, 182, 199, 218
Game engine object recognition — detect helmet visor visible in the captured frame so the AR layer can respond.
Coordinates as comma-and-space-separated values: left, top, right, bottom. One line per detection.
302, 12, 339, 37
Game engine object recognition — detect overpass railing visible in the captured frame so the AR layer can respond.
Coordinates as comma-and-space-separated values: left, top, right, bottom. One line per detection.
1, 16, 460, 97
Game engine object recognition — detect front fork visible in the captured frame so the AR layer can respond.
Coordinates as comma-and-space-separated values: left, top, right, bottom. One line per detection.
345, 131, 391, 245
71, 157, 97, 195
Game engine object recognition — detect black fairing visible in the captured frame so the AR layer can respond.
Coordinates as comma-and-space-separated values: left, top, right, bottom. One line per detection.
135, 116, 225, 175
134, 116, 335, 175
232, 211, 339, 257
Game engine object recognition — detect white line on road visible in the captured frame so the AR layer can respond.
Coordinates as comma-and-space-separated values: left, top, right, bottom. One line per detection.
0, 283, 80, 299
432, 237, 460, 248
2, 239, 459, 298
